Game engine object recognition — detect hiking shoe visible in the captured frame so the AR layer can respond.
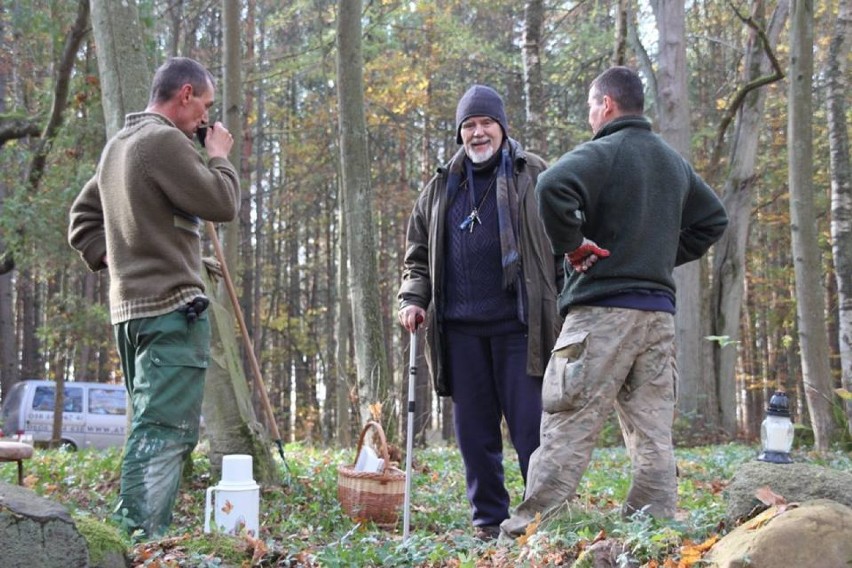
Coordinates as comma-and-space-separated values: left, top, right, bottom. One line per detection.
473, 525, 501, 541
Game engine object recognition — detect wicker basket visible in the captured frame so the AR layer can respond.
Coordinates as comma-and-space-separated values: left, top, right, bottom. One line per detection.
337, 421, 405, 528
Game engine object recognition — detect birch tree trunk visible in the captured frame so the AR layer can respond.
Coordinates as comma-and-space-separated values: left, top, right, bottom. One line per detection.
336, 0, 393, 436
788, 0, 836, 450
711, 0, 789, 439
826, 0, 852, 435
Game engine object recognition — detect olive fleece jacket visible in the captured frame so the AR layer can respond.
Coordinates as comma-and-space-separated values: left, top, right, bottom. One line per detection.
398, 138, 562, 396
535, 116, 728, 315
68, 112, 240, 324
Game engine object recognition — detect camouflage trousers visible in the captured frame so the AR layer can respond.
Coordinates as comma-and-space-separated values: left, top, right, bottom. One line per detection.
501, 306, 677, 537
113, 309, 209, 538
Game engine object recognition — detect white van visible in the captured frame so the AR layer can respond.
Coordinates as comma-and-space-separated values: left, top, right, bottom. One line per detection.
1, 380, 126, 450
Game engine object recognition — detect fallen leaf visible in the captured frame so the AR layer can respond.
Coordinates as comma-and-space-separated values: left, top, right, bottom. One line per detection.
516, 513, 541, 546
754, 486, 786, 507
744, 506, 778, 530
221, 499, 234, 514
249, 532, 269, 564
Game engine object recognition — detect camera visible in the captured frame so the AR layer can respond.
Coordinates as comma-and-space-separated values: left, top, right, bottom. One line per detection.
196, 124, 212, 147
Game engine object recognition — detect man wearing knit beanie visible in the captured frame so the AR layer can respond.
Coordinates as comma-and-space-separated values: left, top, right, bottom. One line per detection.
455, 85, 509, 146
398, 84, 561, 541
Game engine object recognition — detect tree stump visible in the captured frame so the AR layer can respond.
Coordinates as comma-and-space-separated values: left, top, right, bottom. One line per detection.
0, 482, 89, 567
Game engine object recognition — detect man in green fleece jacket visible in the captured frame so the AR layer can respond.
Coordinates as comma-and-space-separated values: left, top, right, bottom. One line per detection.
68, 57, 240, 538
501, 66, 728, 537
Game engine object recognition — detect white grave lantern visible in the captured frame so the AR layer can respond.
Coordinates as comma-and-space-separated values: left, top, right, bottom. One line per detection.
757, 391, 794, 464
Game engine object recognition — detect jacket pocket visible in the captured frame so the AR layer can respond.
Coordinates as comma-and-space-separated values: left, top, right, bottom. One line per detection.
542, 330, 589, 413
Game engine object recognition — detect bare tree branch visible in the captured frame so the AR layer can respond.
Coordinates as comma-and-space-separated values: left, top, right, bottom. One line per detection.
26, 0, 91, 190
709, 1, 784, 173
0, 116, 41, 147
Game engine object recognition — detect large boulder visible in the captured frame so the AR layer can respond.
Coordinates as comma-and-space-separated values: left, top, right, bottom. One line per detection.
723, 460, 852, 523
705, 499, 852, 567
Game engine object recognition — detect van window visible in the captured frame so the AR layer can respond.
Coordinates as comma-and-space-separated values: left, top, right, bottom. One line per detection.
89, 388, 126, 416
31, 385, 84, 413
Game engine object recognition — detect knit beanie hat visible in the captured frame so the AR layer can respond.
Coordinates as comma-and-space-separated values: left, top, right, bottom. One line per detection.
455, 85, 508, 144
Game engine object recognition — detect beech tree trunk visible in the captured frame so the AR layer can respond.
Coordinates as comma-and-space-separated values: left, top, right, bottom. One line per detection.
788, 0, 836, 450
90, 0, 149, 137
336, 0, 393, 437
651, 0, 713, 436
711, 0, 789, 439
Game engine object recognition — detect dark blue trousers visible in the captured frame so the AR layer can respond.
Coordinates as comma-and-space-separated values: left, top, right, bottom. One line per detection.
445, 325, 543, 527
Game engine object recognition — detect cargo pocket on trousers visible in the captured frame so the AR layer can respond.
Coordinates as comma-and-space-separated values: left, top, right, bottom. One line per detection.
148, 346, 208, 427
542, 330, 589, 413
150, 345, 209, 371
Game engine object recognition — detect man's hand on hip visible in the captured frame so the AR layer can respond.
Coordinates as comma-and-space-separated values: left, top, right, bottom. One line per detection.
566, 238, 610, 272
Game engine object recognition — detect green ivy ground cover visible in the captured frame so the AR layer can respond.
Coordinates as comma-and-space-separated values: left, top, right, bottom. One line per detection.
2, 441, 849, 566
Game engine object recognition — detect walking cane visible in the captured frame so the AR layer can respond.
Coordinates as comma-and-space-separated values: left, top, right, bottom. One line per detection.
403, 319, 421, 542
205, 222, 290, 474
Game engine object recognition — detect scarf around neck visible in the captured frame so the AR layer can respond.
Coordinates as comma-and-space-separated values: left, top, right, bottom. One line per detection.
447, 142, 521, 291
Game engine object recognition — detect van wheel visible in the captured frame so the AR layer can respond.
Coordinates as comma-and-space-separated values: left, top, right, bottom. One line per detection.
59, 440, 78, 451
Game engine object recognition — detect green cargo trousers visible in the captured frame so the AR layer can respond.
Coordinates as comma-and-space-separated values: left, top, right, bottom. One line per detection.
113, 308, 209, 538
501, 306, 677, 537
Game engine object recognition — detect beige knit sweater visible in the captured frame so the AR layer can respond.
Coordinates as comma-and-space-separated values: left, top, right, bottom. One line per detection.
68, 112, 240, 324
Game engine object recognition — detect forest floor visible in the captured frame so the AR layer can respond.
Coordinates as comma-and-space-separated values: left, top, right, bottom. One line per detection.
4, 438, 850, 567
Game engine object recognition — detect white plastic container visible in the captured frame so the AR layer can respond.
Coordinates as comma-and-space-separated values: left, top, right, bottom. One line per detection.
204, 454, 260, 535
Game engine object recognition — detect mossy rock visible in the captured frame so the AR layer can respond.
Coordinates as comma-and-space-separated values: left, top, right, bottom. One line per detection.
73, 514, 129, 568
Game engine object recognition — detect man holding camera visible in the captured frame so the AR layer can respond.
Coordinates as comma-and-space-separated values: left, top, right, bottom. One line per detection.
68, 57, 239, 538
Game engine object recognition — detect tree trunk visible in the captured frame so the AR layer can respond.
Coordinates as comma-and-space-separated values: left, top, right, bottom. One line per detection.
711, 0, 789, 438
0, 13, 17, 396
196, 0, 277, 480
90, 0, 149, 137
336, 0, 393, 437
651, 0, 711, 436
200, 269, 278, 485
335, 202, 354, 446
788, 0, 836, 450
826, 0, 852, 435
613, 0, 630, 65
522, 0, 546, 155
218, 0, 243, 305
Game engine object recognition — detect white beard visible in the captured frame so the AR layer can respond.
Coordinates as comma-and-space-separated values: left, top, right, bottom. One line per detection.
467, 143, 495, 164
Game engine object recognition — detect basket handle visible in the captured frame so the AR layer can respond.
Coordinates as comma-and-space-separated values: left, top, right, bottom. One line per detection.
352, 420, 392, 474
